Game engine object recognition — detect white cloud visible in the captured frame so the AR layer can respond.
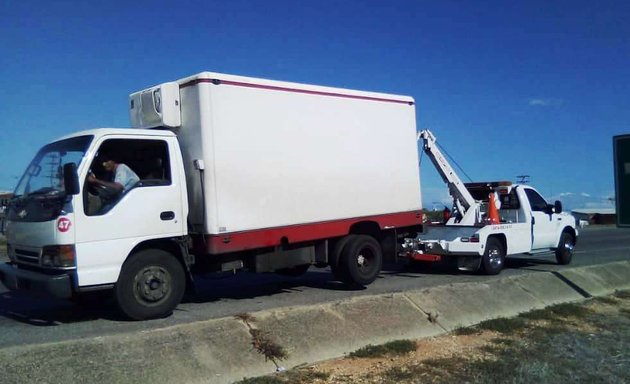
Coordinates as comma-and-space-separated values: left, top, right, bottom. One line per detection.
559, 192, 574, 197
528, 98, 564, 107
580, 192, 591, 197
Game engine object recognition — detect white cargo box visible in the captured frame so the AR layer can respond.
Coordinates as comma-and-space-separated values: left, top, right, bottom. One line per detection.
132, 72, 421, 236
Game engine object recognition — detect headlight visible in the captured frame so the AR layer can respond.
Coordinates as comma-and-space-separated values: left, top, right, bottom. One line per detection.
41, 245, 76, 268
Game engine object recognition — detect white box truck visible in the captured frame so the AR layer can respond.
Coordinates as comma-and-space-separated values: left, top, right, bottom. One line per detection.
0, 72, 424, 319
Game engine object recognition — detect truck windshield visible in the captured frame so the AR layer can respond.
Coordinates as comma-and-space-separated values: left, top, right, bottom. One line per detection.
14, 135, 93, 198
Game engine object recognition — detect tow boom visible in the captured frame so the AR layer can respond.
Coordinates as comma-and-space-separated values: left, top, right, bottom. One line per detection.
418, 129, 480, 225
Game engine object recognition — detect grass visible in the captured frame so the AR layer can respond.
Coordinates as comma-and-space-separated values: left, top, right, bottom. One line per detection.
593, 296, 619, 305
348, 339, 417, 358
474, 316, 528, 334
235, 370, 330, 384
521, 302, 591, 322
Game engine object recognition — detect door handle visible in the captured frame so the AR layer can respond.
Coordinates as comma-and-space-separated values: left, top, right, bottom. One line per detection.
160, 211, 175, 221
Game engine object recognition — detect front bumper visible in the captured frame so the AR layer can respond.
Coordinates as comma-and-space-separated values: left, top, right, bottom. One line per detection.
0, 263, 73, 299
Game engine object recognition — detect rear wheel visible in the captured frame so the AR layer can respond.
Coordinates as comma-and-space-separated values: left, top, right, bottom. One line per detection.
481, 237, 505, 275
339, 235, 383, 286
555, 231, 575, 265
115, 249, 186, 320
330, 235, 357, 281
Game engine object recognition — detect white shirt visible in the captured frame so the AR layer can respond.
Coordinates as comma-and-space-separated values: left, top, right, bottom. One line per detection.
114, 164, 140, 192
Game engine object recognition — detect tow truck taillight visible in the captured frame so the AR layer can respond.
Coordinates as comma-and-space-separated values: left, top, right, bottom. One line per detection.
41, 245, 76, 268
460, 236, 480, 243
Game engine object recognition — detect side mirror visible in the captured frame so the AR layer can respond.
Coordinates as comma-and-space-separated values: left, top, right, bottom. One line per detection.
554, 200, 563, 214
63, 163, 80, 196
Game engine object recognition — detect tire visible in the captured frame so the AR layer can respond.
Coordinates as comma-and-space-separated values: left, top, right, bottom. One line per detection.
115, 249, 186, 320
481, 237, 505, 275
330, 235, 357, 281
276, 264, 310, 277
555, 231, 575, 265
339, 235, 383, 286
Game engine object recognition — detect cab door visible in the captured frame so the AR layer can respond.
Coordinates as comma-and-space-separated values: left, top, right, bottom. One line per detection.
524, 188, 558, 250
73, 136, 187, 288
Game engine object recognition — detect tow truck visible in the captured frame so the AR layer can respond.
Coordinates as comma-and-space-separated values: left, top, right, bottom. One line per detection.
400, 130, 578, 274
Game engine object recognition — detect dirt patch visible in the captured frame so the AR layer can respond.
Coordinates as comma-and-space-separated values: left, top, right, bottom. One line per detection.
237, 290, 630, 384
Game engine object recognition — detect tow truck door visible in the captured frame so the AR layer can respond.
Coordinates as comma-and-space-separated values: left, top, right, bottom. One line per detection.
524, 188, 558, 249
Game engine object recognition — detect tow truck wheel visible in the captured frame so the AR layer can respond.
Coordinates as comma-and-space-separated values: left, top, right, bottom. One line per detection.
339, 235, 383, 286
481, 237, 505, 275
115, 249, 186, 320
555, 231, 575, 265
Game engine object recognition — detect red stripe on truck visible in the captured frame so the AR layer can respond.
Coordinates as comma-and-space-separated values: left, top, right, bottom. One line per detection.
181, 78, 415, 105
202, 210, 423, 254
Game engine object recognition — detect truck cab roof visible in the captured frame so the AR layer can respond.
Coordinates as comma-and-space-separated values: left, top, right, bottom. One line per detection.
55, 127, 176, 142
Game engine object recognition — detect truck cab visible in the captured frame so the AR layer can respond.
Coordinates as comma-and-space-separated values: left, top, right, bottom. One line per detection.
1, 129, 189, 318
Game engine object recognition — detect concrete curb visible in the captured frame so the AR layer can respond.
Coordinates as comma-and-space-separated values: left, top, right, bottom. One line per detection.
1, 261, 629, 384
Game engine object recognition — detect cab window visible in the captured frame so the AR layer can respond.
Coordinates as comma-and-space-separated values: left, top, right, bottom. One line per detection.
84, 138, 171, 216
524, 189, 548, 212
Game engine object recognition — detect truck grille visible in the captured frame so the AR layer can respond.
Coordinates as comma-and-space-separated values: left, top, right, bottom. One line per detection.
14, 247, 40, 266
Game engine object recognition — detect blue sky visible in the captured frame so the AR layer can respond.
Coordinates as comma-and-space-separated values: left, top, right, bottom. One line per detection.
1, 0, 628, 210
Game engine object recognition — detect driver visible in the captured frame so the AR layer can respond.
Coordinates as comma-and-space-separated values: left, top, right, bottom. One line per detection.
87, 152, 139, 196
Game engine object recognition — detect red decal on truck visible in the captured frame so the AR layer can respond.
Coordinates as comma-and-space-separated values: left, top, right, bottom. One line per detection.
57, 217, 71, 232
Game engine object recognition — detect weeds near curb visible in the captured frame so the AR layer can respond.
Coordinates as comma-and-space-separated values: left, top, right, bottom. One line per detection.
593, 296, 618, 305
521, 302, 591, 322
475, 316, 528, 334
349, 339, 416, 358
235, 313, 288, 369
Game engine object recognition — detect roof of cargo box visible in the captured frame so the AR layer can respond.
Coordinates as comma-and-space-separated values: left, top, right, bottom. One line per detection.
177, 72, 416, 106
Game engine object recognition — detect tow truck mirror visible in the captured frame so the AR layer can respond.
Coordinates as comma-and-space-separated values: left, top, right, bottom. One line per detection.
63, 163, 80, 196
554, 200, 563, 214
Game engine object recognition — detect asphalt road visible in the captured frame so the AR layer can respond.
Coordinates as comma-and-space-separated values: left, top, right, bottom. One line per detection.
0, 226, 628, 349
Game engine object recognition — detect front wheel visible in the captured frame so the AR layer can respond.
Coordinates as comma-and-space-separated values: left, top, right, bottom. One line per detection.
481, 237, 505, 275
555, 231, 575, 265
115, 249, 186, 320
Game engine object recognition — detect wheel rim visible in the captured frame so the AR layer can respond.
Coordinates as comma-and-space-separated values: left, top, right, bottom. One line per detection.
564, 237, 575, 254
487, 247, 503, 269
356, 247, 375, 274
133, 265, 171, 305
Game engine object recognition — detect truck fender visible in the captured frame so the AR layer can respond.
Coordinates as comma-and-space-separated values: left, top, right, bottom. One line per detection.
128, 238, 195, 292
555, 227, 577, 249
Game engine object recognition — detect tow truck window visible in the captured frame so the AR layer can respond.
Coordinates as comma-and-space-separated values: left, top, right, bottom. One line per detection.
84, 138, 171, 216
524, 189, 548, 212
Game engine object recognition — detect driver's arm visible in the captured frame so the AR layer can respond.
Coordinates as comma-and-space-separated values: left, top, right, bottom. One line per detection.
87, 174, 124, 193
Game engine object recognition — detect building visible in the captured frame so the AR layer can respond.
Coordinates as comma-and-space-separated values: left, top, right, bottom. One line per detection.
571, 208, 617, 225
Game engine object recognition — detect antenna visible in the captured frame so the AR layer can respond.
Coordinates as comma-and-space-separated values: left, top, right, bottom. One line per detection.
516, 175, 530, 184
